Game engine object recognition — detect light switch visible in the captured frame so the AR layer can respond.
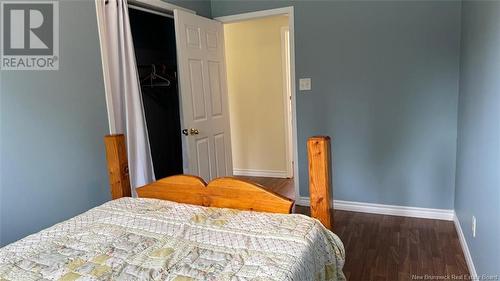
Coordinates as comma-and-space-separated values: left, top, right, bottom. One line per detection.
299, 78, 311, 91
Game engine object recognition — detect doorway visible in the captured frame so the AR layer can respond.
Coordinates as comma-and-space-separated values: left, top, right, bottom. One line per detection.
218, 8, 298, 199
128, 6, 183, 179
223, 15, 292, 178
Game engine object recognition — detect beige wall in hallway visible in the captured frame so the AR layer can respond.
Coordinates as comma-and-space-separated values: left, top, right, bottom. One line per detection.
224, 15, 289, 175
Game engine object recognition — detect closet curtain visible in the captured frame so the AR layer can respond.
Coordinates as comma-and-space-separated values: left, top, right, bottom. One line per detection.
95, 0, 155, 194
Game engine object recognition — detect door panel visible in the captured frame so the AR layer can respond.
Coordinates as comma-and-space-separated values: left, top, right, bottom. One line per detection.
195, 137, 211, 180
206, 32, 218, 50
175, 10, 232, 181
214, 133, 227, 177
188, 59, 207, 120
186, 26, 201, 48
208, 61, 223, 117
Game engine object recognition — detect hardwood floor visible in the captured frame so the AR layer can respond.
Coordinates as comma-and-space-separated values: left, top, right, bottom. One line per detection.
296, 207, 469, 281
234, 175, 295, 199
238, 176, 470, 281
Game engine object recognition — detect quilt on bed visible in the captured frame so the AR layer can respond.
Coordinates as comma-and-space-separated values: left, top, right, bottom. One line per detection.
0, 198, 345, 281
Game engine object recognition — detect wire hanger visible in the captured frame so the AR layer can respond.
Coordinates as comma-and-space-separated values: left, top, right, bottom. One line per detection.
140, 64, 171, 88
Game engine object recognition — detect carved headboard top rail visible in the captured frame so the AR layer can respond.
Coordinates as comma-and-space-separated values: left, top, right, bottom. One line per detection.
137, 175, 293, 214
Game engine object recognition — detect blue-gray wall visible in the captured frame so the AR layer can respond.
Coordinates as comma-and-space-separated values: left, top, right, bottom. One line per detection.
0, 0, 110, 246
212, 1, 461, 209
455, 1, 500, 275
0, 0, 212, 246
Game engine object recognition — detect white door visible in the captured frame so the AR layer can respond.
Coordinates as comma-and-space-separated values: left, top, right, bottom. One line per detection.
174, 10, 232, 181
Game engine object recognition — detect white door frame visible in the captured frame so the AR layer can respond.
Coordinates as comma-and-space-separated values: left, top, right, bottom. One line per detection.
215, 7, 300, 200
127, 0, 195, 15
281, 26, 293, 178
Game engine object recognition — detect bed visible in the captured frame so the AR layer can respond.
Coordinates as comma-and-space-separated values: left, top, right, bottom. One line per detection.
0, 136, 345, 281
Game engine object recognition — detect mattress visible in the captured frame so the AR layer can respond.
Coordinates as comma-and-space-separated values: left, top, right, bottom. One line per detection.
0, 198, 345, 281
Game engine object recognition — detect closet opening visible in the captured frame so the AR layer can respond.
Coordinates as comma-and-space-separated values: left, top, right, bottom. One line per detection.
129, 6, 183, 179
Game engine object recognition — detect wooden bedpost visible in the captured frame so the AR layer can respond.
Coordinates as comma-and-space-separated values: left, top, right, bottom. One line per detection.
307, 136, 333, 229
104, 134, 132, 199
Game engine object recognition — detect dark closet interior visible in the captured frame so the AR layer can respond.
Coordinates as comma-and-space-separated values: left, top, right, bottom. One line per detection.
129, 7, 183, 179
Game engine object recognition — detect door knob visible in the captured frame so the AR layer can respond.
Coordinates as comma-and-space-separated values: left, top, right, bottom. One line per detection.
189, 128, 199, 135
182, 129, 189, 136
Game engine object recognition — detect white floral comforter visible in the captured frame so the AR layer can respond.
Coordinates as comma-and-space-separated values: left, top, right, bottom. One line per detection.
0, 198, 345, 281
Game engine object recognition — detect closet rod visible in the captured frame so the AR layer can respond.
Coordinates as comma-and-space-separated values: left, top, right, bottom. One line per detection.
128, 4, 174, 19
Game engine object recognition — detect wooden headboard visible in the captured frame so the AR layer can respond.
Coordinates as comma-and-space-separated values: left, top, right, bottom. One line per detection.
104, 134, 333, 228
137, 175, 293, 213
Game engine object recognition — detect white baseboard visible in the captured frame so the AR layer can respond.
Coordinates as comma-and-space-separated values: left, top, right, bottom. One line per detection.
296, 197, 454, 221
454, 212, 477, 278
233, 168, 288, 178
